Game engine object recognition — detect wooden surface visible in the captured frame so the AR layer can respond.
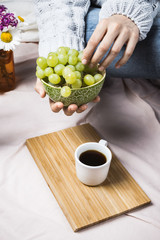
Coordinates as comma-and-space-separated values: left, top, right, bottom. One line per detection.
26, 124, 151, 232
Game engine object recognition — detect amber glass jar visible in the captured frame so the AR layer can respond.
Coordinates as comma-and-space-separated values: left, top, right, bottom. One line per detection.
0, 49, 15, 92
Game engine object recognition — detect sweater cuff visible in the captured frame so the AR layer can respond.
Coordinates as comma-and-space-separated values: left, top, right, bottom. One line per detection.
38, 34, 85, 57
99, 0, 158, 41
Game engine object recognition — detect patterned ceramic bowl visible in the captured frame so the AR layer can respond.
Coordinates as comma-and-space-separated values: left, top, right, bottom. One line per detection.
40, 70, 106, 107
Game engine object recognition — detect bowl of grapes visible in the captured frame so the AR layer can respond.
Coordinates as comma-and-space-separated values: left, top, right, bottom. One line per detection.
36, 47, 106, 107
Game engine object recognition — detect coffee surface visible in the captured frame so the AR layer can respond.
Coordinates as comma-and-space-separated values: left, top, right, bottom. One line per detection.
79, 150, 107, 166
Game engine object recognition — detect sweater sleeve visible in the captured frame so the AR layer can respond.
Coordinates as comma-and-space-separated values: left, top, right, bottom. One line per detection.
34, 0, 90, 57
96, 0, 160, 41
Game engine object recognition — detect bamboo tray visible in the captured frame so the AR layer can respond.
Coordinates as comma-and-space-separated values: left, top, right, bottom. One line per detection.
26, 123, 150, 231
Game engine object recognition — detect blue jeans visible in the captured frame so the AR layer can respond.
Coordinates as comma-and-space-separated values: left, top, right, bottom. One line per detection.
85, 7, 160, 80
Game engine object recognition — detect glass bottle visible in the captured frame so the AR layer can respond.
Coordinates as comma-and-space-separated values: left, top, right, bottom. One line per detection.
0, 49, 15, 92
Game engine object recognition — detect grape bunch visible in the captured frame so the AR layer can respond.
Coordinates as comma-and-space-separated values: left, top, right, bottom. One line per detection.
36, 46, 103, 98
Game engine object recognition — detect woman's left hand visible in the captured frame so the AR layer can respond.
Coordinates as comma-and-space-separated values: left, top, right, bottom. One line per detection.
35, 78, 100, 116
82, 14, 139, 70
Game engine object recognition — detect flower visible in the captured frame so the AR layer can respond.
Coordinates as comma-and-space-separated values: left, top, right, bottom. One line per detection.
0, 13, 18, 32
0, 5, 7, 14
18, 16, 24, 22
1, 32, 12, 42
0, 4, 26, 51
17, 15, 28, 29
0, 29, 21, 51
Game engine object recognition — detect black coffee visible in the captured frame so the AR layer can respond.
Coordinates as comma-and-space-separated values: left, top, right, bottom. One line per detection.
79, 150, 107, 167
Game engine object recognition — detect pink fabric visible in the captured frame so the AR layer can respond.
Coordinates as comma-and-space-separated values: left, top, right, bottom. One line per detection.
0, 43, 160, 239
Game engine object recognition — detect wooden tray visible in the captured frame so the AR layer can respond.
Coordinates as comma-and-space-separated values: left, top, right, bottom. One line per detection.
26, 124, 150, 232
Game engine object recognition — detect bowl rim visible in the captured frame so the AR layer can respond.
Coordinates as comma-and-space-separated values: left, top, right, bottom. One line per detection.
40, 70, 106, 91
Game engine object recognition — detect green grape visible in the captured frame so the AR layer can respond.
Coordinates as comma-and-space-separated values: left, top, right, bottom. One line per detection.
49, 74, 61, 84
54, 64, 65, 76
57, 46, 67, 55
94, 73, 103, 83
75, 62, 85, 71
36, 57, 48, 69
68, 49, 79, 56
89, 66, 98, 74
84, 64, 91, 73
72, 79, 82, 89
62, 66, 72, 78
36, 69, 45, 79
64, 47, 70, 53
84, 74, 95, 86
61, 86, 71, 97
68, 55, 78, 65
78, 51, 83, 62
47, 54, 58, 67
58, 54, 68, 65
36, 65, 41, 71
48, 52, 58, 56
67, 65, 75, 71
44, 67, 54, 77
84, 64, 98, 74
74, 71, 81, 79
65, 71, 77, 84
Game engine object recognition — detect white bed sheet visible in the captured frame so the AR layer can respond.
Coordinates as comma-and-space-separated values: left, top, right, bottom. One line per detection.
0, 43, 160, 240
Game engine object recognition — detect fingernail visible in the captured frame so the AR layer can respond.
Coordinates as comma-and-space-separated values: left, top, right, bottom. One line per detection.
82, 105, 87, 111
116, 65, 120, 69
39, 90, 44, 96
70, 107, 76, 111
82, 59, 87, 64
57, 103, 63, 109
98, 66, 104, 72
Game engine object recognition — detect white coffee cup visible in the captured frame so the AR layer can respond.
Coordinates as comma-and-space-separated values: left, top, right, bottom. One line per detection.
75, 139, 112, 186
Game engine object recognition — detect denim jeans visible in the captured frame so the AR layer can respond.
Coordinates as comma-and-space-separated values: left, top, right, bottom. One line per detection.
85, 7, 160, 80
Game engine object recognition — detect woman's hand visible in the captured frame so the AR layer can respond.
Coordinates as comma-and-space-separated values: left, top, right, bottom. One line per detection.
82, 14, 139, 71
35, 78, 100, 116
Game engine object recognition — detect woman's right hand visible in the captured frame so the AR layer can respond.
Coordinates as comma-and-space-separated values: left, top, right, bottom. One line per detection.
82, 14, 139, 70
35, 78, 100, 116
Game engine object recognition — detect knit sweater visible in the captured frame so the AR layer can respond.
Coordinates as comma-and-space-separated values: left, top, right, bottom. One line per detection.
34, 0, 160, 57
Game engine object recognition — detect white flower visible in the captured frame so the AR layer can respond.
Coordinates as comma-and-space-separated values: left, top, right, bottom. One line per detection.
2, 26, 16, 32
17, 16, 28, 29
0, 29, 21, 51
18, 21, 28, 30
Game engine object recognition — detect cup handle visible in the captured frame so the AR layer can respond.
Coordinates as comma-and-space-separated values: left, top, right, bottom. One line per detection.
99, 139, 108, 146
